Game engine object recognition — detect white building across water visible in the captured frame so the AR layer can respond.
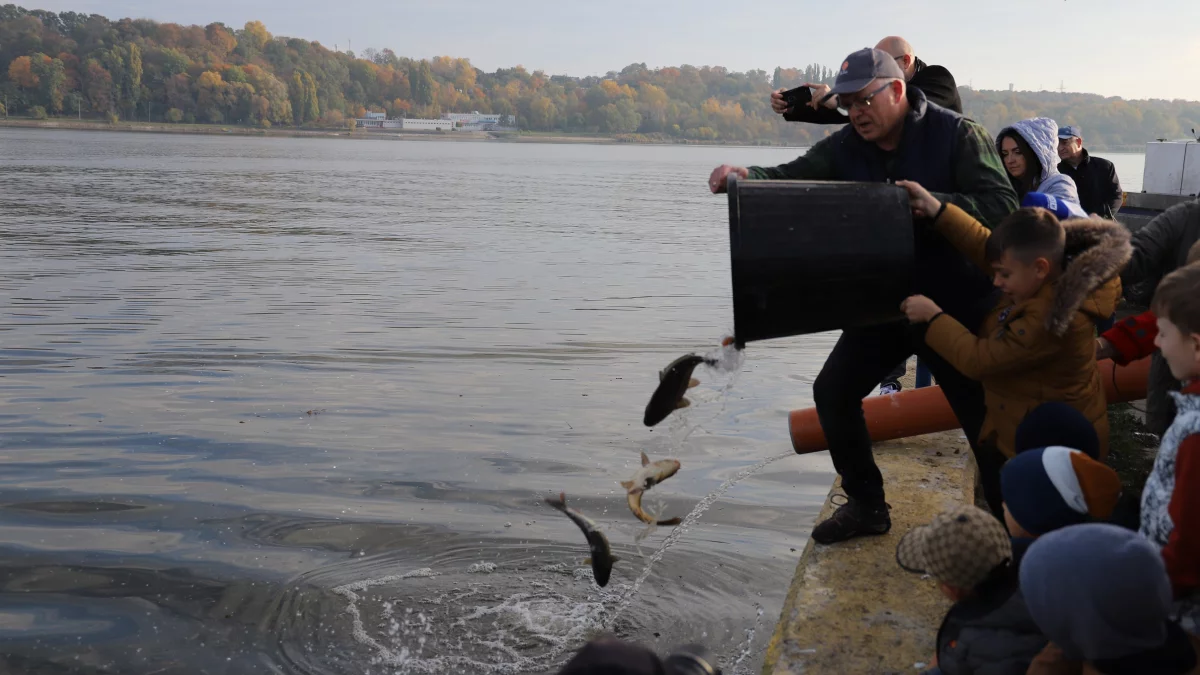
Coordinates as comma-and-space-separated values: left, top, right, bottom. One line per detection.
355, 111, 510, 132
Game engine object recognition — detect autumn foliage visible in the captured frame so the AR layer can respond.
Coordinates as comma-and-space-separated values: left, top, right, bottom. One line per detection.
1, 5, 1197, 147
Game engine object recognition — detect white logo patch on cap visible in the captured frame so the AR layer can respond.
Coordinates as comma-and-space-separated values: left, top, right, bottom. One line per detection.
1041, 446, 1088, 514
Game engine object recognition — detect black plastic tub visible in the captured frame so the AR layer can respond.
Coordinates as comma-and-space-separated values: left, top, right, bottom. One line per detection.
727, 177, 915, 348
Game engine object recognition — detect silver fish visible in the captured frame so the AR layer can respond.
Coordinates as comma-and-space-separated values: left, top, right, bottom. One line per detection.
620, 451, 682, 526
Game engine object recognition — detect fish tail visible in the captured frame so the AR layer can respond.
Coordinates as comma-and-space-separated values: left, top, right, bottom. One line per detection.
640, 451, 650, 467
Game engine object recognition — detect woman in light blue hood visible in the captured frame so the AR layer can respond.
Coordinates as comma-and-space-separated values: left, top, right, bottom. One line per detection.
997, 117, 1088, 218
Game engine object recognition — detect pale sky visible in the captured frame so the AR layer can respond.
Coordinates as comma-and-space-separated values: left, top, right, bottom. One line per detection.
27, 0, 1200, 101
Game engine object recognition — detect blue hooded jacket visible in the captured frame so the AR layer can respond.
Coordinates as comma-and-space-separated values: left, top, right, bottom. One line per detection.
998, 117, 1088, 218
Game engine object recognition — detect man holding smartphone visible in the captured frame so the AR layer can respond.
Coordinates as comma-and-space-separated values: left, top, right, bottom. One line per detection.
772, 36, 962, 123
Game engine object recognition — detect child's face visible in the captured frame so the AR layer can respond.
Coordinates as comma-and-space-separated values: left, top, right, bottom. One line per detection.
937, 582, 969, 602
1003, 503, 1034, 539
1154, 316, 1200, 381
992, 252, 1050, 303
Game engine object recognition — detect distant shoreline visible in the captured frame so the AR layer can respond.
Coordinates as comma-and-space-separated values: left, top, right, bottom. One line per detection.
0, 118, 1148, 152
0, 118, 799, 148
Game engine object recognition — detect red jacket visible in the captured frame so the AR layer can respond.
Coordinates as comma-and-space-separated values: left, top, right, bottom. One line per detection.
1102, 310, 1158, 365
1163, 379, 1200, 598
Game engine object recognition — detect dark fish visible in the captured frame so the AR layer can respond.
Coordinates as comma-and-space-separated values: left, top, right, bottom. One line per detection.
643, 353, 714, 427
544, 491, 619, 587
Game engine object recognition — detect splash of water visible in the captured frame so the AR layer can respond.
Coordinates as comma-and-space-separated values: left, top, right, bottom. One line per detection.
725, 605, 766, 675
705, 338, 745, 374
329, 335, 787, 673
327, 449, 790, 673
333, 571, 613, 674
603, 450, 793, 624
667, 338, 746, 445
332, 568, 439, 668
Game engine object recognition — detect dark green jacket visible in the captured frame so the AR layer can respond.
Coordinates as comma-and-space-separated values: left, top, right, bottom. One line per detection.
748, 110, 1015, 230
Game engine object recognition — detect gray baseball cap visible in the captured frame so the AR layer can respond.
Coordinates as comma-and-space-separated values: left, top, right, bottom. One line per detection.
1058, 125, 1082, 139
827, 47, 906, 98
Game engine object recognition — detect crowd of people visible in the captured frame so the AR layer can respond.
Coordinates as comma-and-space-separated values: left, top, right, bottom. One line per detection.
558, 37, 1200, 675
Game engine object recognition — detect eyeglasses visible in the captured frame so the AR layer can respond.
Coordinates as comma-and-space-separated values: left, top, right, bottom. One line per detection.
837, 82, 893, 116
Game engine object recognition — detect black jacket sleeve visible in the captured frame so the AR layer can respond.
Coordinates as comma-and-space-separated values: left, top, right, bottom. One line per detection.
912, 64, 962, 114
782, 104, 849, 125
1123, 201, 1193, 284
1105, 160, 1124, 215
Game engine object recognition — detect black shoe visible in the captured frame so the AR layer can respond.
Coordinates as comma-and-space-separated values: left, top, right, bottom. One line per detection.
811, 496, 891, 545
878, 381, 902, 396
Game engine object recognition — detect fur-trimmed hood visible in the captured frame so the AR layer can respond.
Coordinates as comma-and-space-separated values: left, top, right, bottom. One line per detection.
1047, 216, 1133, 336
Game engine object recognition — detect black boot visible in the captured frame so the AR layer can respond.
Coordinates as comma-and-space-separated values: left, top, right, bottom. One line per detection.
811, 497, 891, 545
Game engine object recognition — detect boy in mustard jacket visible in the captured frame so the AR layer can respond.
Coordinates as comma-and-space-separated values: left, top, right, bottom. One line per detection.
897, 181, 1130, 460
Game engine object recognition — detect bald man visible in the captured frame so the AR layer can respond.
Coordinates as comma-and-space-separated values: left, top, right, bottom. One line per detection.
772, 36, 962, 125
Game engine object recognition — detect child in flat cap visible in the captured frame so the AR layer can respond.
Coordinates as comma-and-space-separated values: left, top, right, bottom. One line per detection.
897, 505, 1046, 675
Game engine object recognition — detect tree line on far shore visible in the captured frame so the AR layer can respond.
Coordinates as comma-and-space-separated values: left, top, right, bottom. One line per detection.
1, 4, 1198, 149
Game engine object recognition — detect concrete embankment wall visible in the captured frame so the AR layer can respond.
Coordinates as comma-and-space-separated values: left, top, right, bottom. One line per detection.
763, 430, 978, 674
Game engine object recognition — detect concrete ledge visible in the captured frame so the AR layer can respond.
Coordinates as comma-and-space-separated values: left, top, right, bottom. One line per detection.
764, 431, 975, 675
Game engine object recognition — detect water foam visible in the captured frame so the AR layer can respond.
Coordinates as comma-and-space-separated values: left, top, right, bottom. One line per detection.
332, 568, 439, 669
725, 605, 766, 675
330, 446, 790, 673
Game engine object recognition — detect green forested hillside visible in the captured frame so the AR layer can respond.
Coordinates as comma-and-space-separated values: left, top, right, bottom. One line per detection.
2, 5, 1197, 149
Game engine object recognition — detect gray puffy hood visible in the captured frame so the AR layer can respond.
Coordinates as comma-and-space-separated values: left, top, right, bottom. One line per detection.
999, 117, 1087, 217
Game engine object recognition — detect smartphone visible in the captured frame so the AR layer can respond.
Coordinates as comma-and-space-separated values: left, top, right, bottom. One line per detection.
781, 86, 813, 110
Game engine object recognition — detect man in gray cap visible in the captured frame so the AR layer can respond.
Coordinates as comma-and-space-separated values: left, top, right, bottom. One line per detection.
1058, 125, 1123, 219
709, 48, 1016, 544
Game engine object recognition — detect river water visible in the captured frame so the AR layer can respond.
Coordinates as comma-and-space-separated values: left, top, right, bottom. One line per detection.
0, 128, 1146, 674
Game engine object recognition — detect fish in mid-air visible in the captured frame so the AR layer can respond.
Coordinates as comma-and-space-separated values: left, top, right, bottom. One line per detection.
544, 491, 618, 587
643, 354, 713, 427
620, 452, 682, 526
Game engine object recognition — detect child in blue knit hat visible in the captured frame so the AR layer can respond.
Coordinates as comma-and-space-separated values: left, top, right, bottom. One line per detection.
1001, 445, 1121, 569
1015, 402, 1101, 459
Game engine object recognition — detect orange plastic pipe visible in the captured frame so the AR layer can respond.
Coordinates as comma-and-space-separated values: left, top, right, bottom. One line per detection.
789, 358, 1152, 454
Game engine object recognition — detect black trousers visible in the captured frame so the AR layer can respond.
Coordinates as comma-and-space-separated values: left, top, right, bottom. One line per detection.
812, 320, 1004, 517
